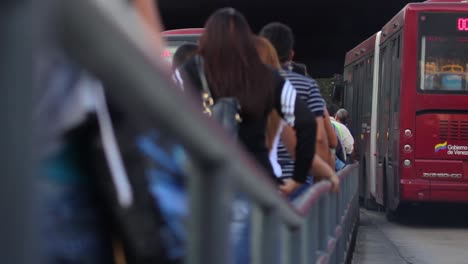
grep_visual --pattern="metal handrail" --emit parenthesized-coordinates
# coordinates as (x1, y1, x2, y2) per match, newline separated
(49, 0, 360, 263)
(2, 1, 37, 264)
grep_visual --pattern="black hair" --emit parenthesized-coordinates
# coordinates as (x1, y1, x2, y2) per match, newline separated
(172, 43, 198, 70)
(327, 104, 339, 117)
(259, 22, 294, 63)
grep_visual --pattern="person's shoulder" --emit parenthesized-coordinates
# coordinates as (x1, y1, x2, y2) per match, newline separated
(284, 70, 317, 85)
(340, 123, 352, 133)
(270, 68, 287, 84)
(291, 62, 308, 75)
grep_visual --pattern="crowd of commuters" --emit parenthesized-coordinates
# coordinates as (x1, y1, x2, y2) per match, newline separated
(33, 1, 355, 263)
(172, 8, 356, 263)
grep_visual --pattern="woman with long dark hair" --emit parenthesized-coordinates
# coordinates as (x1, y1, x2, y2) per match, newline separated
(174, 8, 316, 195)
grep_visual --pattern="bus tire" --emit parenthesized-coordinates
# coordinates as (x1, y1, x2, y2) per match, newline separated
(363, 157, 378, 211)
(383, 158, 398, 221)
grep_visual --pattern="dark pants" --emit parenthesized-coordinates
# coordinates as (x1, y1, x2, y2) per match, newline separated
(39, 145, 113, 264)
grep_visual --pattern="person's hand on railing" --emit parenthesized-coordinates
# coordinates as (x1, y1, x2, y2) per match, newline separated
(309, 155, 339, 192)
(329, 173, 340, 193)
(279, 178, 301, 196)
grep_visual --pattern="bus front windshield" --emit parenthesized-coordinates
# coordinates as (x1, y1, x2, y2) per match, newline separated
(161, 36, 201, 65)
(161, 44, 180, 64)
(419, 13, 468, 93)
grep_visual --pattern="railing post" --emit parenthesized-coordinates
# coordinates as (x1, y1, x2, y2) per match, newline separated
(336, 175, 347, 264)
(284, 226, 301, 264)
(187, 161, 233, 264)
(302, 205, 319, 264)
(317, 195, 330, 260)
(1, 2, 36, 263)
(251, 204, 279, 264)
(329, 192, 337, 264)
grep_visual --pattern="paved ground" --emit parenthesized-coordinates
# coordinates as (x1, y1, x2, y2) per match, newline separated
(352, 204, 468, 264)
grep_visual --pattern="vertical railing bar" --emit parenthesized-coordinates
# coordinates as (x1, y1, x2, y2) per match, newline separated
(337, 183, 344, 264)
(326, 193, 331, 262)
(318, 195, 330, 260)
(281, 225, 288, 264)
(251, 204, 262, 264)
(330, 193, 336, 234)
(300, 216, 308, 264)
(331, 191, 337, 264)
(309, 205, 319, 264)
(342, 175, 349, 263)
(287, 226, 301, 264)
(251, 204, 279, 264)
(187, 161, 233, 264)
(329, 193, 334, 264)
(1, 2, 36, 264)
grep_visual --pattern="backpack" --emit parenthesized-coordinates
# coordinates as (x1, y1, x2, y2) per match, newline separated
(194, 56, 242, 137)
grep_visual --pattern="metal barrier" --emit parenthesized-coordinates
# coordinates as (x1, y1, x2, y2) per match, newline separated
(48, 0, 360, 263)
(1, 2, 38, 264)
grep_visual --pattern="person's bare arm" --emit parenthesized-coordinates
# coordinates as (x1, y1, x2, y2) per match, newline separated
(133, 0, 165, 50)
(314, 116, 333, 165)
(323, 109, 338, 148)
(283, 116, 330, 163)
(281, 125, 298, 159)
(281, 126, 339, 192)
(134, 0, 162, 31)
(311, 156, 339, 192)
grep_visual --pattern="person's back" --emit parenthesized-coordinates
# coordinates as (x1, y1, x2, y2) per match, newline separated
(172, 43, 198, 71)
(260, 22, 336, 174)
(275, 70, 325, 176)
(289, 61, 309, 76)
(174, 9, 317, 189)
(331, 108, 354, 159)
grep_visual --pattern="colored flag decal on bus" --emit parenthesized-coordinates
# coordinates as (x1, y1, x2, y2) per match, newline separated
(162, 50, 171, 57)
(434, 141, 448, 153)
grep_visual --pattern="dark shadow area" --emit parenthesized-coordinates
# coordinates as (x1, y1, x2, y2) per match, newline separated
(395, 203, 468, 228)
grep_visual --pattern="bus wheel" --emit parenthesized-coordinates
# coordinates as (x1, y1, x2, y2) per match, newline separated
(385, 205, 399, 222)
(383, 159, 398, 221)
(363, 157, 378, 211)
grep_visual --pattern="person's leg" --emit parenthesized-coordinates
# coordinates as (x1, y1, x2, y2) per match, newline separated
(231, 194, 250, 264)
(40, 144, 113, 264)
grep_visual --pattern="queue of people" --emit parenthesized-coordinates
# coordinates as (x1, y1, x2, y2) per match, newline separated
(34, 2, 355, 263)
(170, 8, 355, 264)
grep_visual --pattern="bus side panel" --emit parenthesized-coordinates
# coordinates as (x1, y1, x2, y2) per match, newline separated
(398, 9, 422, 204)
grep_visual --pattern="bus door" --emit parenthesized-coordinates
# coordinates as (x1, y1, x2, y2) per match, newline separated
(386, 35, 402, 209)
(352, 63, 367, 201)
(376, 43, 392, 207)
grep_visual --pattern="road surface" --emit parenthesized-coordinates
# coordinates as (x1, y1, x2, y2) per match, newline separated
(352, 204, 468, 264)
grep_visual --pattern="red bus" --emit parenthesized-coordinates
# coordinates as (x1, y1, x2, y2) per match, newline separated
(161, 28, 203, 64)
(341, 0, 468, 218)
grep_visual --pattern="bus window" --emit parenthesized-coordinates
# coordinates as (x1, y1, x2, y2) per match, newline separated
(161, 29, 203, 65)
(161, 45, 180, 64)
(418, 13, 468, 92)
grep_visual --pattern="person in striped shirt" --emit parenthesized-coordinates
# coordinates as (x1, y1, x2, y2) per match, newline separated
(260, 22, 338, 185)
(255, 36, 339, 193)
